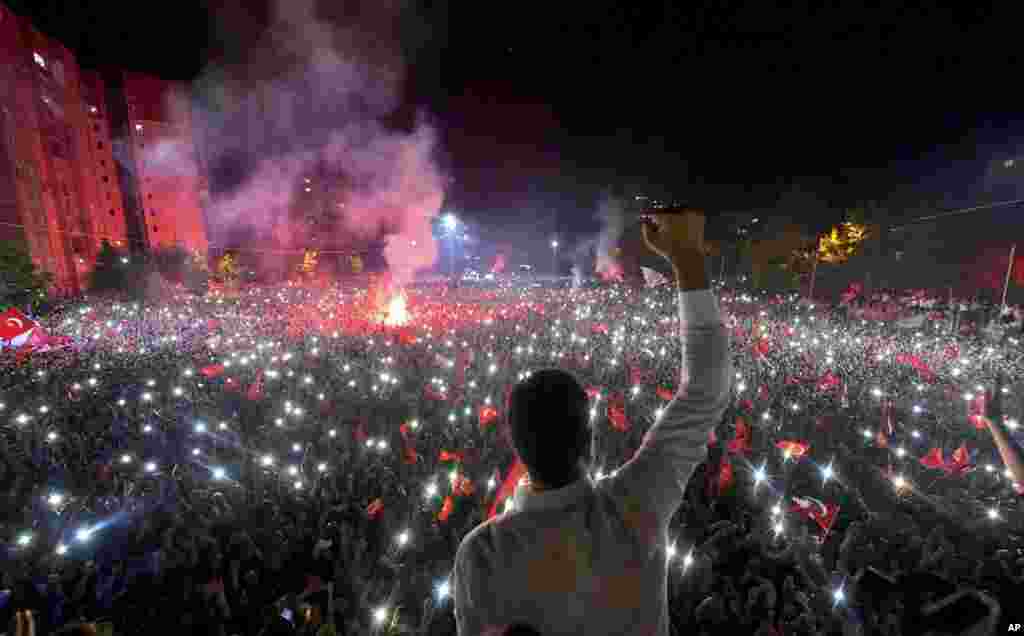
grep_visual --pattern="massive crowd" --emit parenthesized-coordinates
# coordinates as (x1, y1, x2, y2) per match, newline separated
(1, 279, 1023, 635)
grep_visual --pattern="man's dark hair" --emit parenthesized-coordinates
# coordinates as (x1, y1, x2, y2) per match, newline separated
(508, 368, 590, 489)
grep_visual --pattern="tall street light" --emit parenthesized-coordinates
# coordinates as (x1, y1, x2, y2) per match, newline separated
(442, 214, 458, 278)
(550, 240, 559, 278)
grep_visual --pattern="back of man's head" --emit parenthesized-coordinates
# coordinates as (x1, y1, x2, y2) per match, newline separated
(509, 368, 589, 489)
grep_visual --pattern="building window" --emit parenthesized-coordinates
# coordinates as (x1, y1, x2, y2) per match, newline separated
(33, 52, 46, 69)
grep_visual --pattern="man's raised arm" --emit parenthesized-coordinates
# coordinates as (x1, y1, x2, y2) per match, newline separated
(613, 211, 732, 526)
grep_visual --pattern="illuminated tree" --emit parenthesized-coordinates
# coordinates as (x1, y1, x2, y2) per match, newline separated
(0, 242, 52, 311)
(217, 252, 239, 283)
(816, 221, 870, 264)
(300, 249, 319, 275)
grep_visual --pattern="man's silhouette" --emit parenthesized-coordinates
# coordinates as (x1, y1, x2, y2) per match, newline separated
(454, 211, 732, 635)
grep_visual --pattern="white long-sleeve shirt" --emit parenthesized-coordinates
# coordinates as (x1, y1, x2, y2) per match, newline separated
(454, 289, 732, 636)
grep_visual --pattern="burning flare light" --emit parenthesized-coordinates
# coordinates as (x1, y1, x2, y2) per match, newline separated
(384, 291, 410, 326)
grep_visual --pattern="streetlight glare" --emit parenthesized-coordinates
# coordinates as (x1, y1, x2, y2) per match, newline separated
(443, 214, 457, 231)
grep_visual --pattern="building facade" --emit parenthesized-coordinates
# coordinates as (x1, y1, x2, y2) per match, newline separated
(0, 2, 207, 295)
(119, 72, 208, 254)
(0, 3, 113, 293)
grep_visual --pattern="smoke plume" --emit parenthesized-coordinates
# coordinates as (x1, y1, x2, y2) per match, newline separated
(188, 0, 445, 286)
(594, 195, 625, 279)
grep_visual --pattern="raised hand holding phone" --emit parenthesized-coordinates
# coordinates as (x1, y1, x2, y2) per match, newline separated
(641, 209, 708, 291)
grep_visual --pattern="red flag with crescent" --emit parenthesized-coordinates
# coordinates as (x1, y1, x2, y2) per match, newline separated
(0, 308, 33, 341)
(489, 459, 527, 519)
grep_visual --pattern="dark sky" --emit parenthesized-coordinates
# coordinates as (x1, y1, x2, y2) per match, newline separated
(9, 0, 1024, 233)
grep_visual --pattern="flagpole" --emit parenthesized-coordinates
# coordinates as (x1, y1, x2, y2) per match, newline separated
(1001, 244, 1016, 310)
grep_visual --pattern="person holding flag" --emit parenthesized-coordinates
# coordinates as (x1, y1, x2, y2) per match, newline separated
(454, 209, 732, 635)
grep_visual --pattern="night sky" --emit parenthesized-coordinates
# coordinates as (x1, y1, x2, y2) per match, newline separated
(8, 1, 1024, 236)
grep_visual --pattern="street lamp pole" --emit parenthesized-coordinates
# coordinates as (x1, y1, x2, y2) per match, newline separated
(551, 240, 559, 278)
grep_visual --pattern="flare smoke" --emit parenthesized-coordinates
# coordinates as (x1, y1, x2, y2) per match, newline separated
(184, 0, 445, 285)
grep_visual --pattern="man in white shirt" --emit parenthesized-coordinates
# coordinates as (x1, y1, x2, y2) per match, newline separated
(454, 210, 732, 635)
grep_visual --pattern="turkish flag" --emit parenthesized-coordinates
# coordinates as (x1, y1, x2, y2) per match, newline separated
(438, 495, 454, 522)
(454, 475, 475, 497)
(949, 444, 972, 475)
(591, 323, 609, 335)
(0, 308, 34, 341)
(607, 396, 630, 432)
(585, 386, 603, 400)
(920, 447, 946, 470)
(790, 496, 839, 533)
(366, 498, 384, 519)
(478, 405, 499, 428)
(717, 459, 735, 496)
(753, 339, 771, 357)
(727, 416, 752, 454)
(200, 364, 225, 378)
(489, 459, 527, 519)
(440, 449, 463, 463)
(403, 445, 418, 465)
(776, 440, 810, 460)
(656, 386, 675, 401)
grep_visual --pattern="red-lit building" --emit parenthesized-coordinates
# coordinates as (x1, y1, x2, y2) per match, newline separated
(0, 3, 128, 294)
(0, 3, 207, 295)
(119, 72, 208, 253)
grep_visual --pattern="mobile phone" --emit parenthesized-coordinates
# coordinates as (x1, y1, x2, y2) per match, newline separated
(916, 590, 998, 636)
(281, 608, 294, 624)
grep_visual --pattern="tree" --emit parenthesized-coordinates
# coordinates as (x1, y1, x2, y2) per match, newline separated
(216, 252, 239, 284)
(816, 218, 870, 265)
(90, 240, 132, 295)
(0, 243, 52, 312)
(300, 249, 319, 275)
